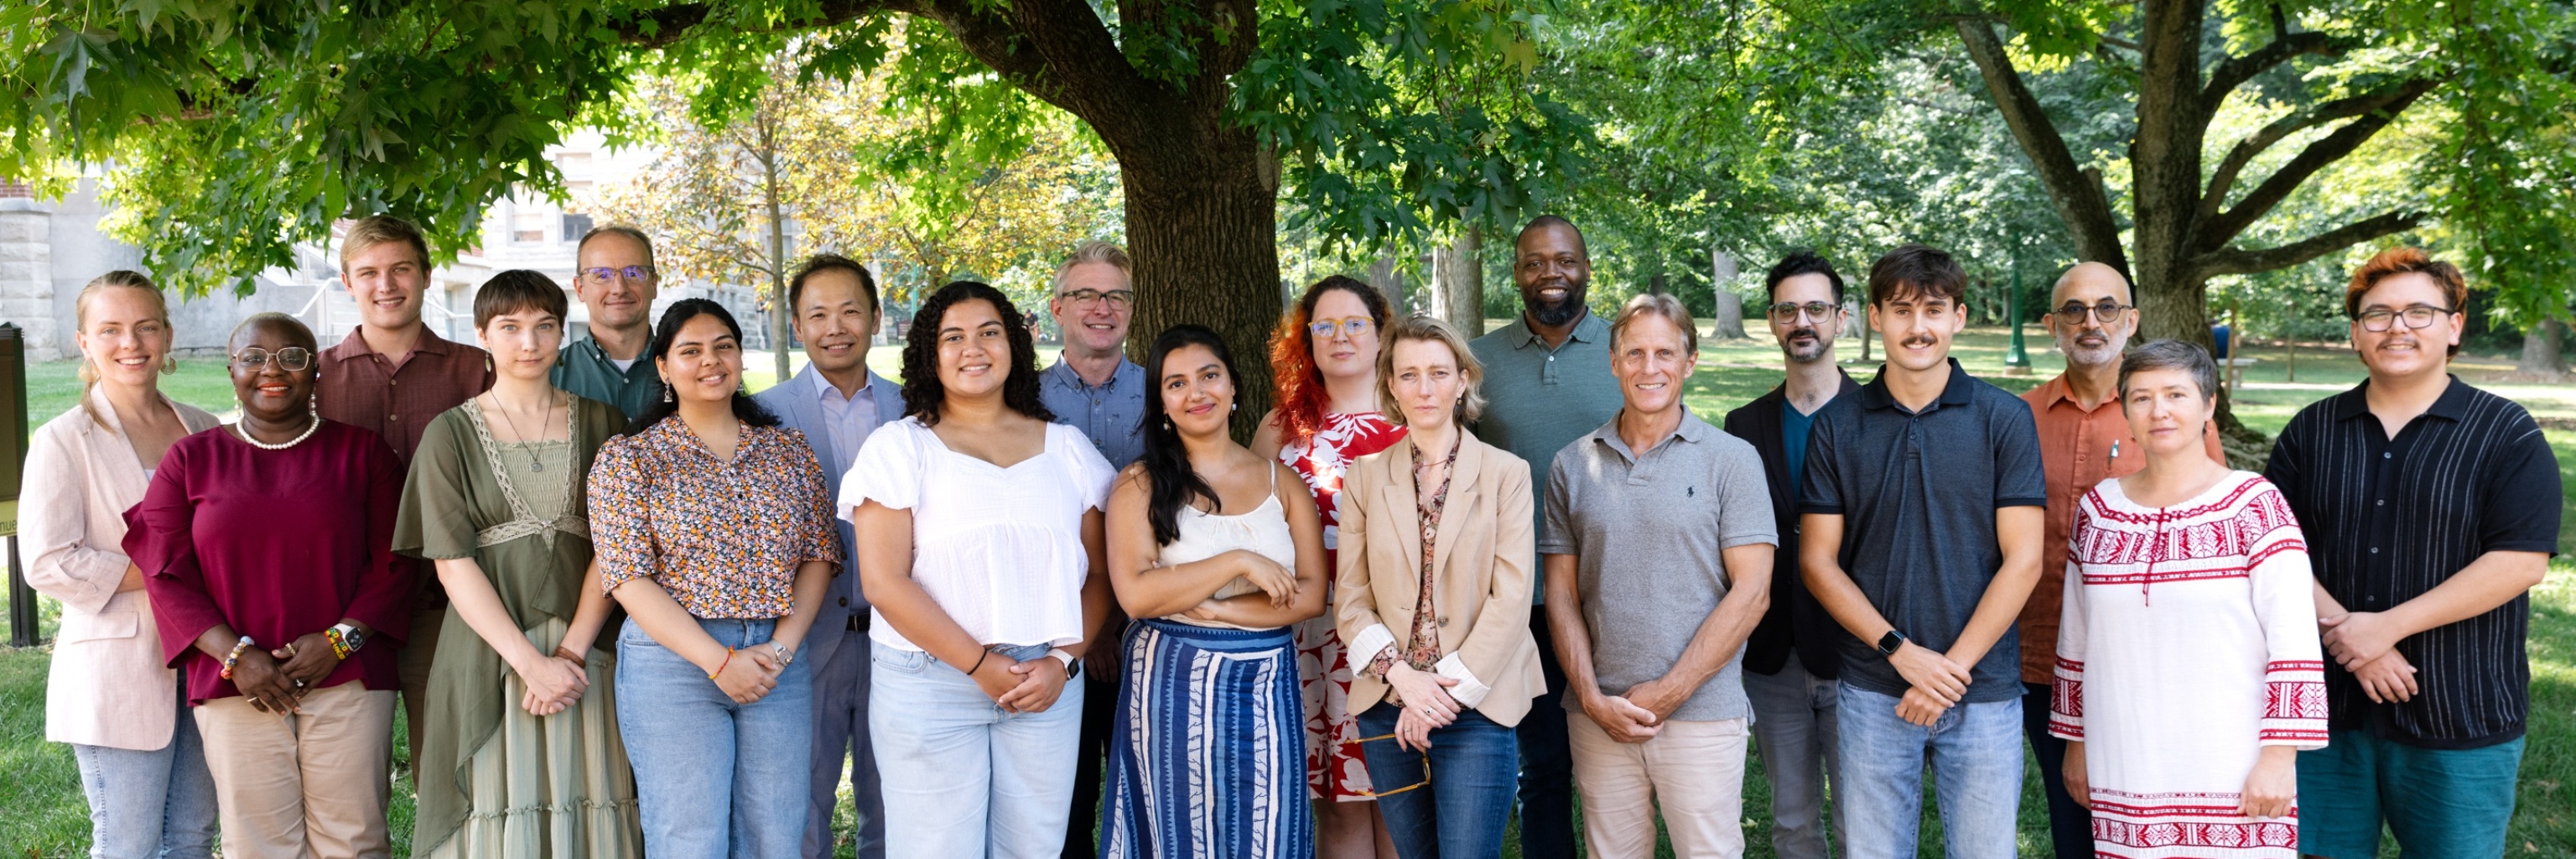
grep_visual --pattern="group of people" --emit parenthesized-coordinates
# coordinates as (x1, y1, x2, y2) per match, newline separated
(19, 210, 2555, 859)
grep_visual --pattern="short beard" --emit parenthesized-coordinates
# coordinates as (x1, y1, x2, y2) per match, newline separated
(1783, 330, 1831, 364)
(2062, 332, 2129, 371)
(1529, 291, 1585, 327)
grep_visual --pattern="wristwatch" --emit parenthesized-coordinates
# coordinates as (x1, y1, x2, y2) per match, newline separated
(1048, 648, 1078, 679)
(1876, 629, 1908, 657)
(330, 623, 366, 657)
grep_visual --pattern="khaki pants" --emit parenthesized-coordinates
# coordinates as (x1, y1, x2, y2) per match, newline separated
(1568, 714, 1750, 859)
(195, 683, 397, 859)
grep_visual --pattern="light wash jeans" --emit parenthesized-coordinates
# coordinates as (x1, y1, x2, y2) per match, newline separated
(1356, 705, 1520, 859)
(1743, 660, 1843, 859)
(1834, 684, 2023, 859)
(615, 616, 814, 859)
(70, 679, 218, 859)
(870, 641, 1083, 857)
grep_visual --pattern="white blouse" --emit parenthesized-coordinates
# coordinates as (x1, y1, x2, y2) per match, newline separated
(840, 417, 1115, 651)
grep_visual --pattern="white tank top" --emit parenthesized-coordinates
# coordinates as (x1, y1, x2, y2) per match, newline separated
(1157, 468, 1297, 630)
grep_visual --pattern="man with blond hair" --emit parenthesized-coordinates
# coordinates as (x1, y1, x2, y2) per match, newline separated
(1545, 293, 1774, 858)
(2266, 247, 2558, 859)
(314, 213, 493, 768)
(1036, 239, 1146, 859)
(556, 224, 665, 419)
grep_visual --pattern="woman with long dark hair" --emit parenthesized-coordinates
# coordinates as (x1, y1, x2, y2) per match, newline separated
(1251, 276, 1405, 856)
(842, 281, 1116, 855)
(588, 299, 841, 856)
(1098, 325, 1328, 856)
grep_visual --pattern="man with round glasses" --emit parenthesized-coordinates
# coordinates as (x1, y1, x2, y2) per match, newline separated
(556, 224, 665, 419)
(2265, 247, 2558, 859)
(2011, 260, 2223, 859)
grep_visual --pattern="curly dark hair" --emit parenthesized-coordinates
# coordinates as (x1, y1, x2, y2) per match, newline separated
(901, 281, 1054, 425)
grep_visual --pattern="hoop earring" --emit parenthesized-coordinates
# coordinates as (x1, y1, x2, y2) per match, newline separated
(160, 355, 179, 376)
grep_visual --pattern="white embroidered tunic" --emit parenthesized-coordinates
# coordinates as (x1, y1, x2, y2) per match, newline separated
(2051, 471, 2329, 859)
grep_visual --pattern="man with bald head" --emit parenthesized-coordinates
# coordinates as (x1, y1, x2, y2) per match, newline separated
(2015, 261, 2224, 859)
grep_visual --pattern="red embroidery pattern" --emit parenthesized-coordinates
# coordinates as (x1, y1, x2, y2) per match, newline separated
(2089, 791, 2300, 851)
(2074, 484, 2305, 587)
(2050, 657, 2085, 738)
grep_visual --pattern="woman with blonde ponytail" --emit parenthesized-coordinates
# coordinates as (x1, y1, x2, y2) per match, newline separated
(21, 271, 223, 859)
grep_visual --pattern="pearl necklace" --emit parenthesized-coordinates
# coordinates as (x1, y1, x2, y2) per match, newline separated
(231, 415, 322, 450)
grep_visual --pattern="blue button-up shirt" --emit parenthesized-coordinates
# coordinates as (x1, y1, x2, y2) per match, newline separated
(1040, 356, 1148, 470)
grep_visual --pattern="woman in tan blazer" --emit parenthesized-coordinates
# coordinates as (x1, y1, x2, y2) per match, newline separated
(1334, 315, 1542, 859)
(21, 272, 222, 858)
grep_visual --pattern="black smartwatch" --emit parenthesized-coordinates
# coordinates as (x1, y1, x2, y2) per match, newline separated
(1876, 629, 1907, 657)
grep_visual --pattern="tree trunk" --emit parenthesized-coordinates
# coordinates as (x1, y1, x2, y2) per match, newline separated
(761, 154, 793, 382)
(1709, 247, 1747, 340)
(1433, 229, 1485, 336)
(1117, 134, 1281, 440)
(1367, 255, 1404, 313)
(2521, 318, 2569, 378)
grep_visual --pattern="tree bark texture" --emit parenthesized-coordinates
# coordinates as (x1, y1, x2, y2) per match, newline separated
(1954, 4, 2433, 441)
(1710, 248, 1747, 340)
(2521, 318, 2569, 378)
(1433, 229, 1486, 336)
(1368, 255, 1405, 314)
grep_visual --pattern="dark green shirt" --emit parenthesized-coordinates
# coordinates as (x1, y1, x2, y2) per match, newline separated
(1467, 310, 1623, 604)
(553, 335, 662, 423)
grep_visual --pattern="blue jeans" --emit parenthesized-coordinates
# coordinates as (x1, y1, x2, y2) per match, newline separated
(1835, 684, 2023, 859)
(870, 641, 1083, 857)
(1743, 660, 1842, 859)
(70, 680, 218, 859)
(1516, 613, 1576, 859)
(615, 616, 815, 859)
(1357, 705, 1520, 859)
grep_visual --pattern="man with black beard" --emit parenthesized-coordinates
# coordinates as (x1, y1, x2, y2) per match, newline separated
(1723, 250, 1859, 859)
(1466, 215, 1623, 859)
(2013, 262, 2225, 859)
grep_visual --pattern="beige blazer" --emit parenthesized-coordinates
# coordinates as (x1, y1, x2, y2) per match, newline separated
(1334, 428, 1544, 726)
(22, 388, 220, 749)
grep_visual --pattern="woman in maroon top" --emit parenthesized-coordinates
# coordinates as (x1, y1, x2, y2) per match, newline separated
(125, 311, 414, 859)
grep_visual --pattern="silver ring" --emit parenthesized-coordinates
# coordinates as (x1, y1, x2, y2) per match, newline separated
(293, 679, 306, 689)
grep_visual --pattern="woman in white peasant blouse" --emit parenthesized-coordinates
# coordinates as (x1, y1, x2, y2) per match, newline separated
(843, 280, 1117, 856)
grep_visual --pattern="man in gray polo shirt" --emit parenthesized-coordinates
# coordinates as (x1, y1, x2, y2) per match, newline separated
(1469, 214, 1624, 858)
(1543, 294, 1775, 859)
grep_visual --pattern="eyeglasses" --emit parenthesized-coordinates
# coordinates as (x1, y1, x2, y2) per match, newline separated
(231, 347, 314, 372)
(1060, 289, 1134, 310)
(579, 265, 657, 286)
(2356, 305, 2453, 332)
(2053, 301, 2132, 325)
(1767, 302, 1838, 324)
(1311, 317, 1375, 339)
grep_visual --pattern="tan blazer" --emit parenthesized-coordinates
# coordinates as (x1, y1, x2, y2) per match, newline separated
(1334, 428, 1544, 726)
(22, 388, 220, 749)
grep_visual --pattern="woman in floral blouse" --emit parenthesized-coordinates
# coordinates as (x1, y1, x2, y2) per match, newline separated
(588, 299, 840, 857)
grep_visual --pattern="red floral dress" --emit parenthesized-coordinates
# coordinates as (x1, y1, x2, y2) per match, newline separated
(1280, 411, 1406, 801)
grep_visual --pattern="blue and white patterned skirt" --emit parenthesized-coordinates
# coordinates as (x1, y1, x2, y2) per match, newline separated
(1101, 618, 1314, 859)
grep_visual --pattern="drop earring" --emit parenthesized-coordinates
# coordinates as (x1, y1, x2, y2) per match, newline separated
(662, 382, 674, 403)
(161, 355, 179, 375)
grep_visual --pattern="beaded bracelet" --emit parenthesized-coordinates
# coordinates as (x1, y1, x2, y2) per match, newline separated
(707, 647, 736, 680)
(324, 627, 353, 661)
(218, 636, 256, 679)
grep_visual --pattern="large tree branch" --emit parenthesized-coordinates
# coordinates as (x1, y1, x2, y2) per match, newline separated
(916, 0, 1175, 148)
(1954, 18, 2131, 273)
(2196, 76, 2438, 250)
(2191, 209, 2424, 277)
(2200, 30, 2344, 117)
(2196, 76, 2438, 227)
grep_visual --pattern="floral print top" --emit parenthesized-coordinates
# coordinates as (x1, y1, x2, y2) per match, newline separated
(589, 418, 839, 618)
(1366, 430, 1462, 695)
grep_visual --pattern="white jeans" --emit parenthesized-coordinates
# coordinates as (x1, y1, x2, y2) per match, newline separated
(1567, 714, 1751, 859)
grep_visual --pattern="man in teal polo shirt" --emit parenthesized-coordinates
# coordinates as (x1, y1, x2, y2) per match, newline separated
(1466, 214, 1623, 859)
(554, 224, 665, 420)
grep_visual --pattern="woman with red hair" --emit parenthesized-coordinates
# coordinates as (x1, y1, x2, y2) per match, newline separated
(1252, 275, 1405, 857)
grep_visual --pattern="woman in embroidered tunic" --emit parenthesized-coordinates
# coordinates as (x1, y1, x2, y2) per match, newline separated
(1101, 325, 1328, 858)
(1334, 316, 1543, 859)
(1251, 277, 1405, 855)
(394, 271, 641, 857)
(2053, 341, 2327, 859)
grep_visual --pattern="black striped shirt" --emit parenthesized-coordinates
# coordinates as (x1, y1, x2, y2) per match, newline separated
(2263, 377, 2562, 749)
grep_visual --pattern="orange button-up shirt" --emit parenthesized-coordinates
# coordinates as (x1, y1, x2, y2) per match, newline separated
(2016, 375, 2226, 684)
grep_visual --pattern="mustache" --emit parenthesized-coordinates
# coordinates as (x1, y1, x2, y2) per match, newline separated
(1899, 334, 1940, 349)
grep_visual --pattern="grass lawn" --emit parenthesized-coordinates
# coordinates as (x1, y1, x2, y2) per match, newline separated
(6, 325, 2573, 856)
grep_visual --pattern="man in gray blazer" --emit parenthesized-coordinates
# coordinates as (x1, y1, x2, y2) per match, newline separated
(752, 253, 907, 859)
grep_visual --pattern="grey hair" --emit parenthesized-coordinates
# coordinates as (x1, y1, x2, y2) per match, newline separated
(1609, 292, 1699, 355)
(1050, 240, 1132, 295)
(2116, 338, 2219, 400)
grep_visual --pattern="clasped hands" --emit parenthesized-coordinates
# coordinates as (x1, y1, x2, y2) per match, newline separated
(228, 631, 348, 715)
(1578, 674, 1692, 744)
(1386, 662, 1464, 752)
(2319, 611, 2419, 703)
(511, 638, 596, 716)
(1888, 642, 1973, 727)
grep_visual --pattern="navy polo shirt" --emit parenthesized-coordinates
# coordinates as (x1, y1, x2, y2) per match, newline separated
(1798, 358, 2047, 704)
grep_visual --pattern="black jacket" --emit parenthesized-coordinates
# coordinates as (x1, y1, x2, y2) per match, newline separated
(1723, 372, 1862, 679)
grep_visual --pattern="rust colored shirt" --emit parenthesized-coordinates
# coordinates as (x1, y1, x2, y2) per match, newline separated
(317, 326, 494, 463)
(2016, 375, 2226, 684)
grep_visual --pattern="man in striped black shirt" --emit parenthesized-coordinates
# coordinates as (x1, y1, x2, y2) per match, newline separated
(2262, 247, 2560, 859)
